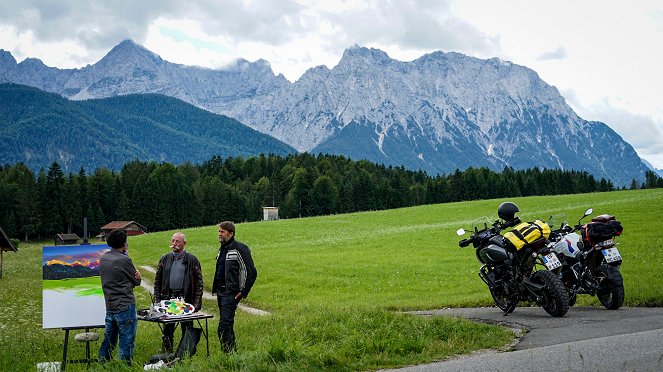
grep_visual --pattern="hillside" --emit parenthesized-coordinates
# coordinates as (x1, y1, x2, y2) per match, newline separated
(0, 83, 296, 172)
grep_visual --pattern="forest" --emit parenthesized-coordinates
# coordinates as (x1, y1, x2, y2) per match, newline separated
(1, 152, 662, 242)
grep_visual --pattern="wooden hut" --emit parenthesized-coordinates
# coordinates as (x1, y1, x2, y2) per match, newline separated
(99, 221, 147, 241)
(54, 233, 80, 246)
(262, 207, 279, 221)
(0, 225, 18, 279)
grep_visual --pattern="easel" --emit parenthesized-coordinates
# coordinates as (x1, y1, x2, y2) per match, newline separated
(61, 325, 104, 370)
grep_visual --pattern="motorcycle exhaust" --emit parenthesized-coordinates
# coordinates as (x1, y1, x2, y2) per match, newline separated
(479, 265, 496, 289)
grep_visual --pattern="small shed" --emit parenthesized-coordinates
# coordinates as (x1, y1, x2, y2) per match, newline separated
(99, 221, 147, 241)
(263, 207, 279, 221)
(0, 225, 18, 279)
(54, 233, 80, 246)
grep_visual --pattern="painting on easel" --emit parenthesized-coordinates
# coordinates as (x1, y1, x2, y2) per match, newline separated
(42, 244, 109, 329)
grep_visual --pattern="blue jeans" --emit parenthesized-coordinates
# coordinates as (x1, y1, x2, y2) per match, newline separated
(98, 304, 137, 364)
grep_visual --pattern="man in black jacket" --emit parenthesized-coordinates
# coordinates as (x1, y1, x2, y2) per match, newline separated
(212, 221, 257, 352)
(154, 232, 204, 352)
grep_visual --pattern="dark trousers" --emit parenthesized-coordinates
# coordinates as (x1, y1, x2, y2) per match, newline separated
(161, 290, 188, 352)
(162, 320, 193, 353)
(217, 292, 239, 352)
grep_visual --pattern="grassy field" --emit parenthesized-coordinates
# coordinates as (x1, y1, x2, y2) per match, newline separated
(1, 189, 661, 370)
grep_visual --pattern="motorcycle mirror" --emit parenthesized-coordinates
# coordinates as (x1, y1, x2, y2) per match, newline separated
(579, 207, 593, 226)
(456, 228, 466, 236)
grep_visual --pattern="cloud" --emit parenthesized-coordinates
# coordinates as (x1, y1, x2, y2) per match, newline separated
(319, 0, 497, 56)
(0, 0, 308, 61)
(191, 0, 307, 45)
(572, 97, 663, 168)
(536, 46, 567, 61)
(0, 0, 165, 46)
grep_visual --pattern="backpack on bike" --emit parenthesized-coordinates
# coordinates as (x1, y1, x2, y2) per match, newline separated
(504, 220, 551, 251)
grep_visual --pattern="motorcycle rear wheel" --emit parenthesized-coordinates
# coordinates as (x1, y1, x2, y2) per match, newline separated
(533, 270, 570, 317)
(597, 267, 624, 310)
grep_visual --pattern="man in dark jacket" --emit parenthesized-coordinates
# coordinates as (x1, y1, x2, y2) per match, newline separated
(212, 221, 257, 352)
(98, 229, 141, 364)
(154, 232, 204, 352)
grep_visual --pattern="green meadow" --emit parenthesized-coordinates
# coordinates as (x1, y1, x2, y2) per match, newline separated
(1, 189, 661, 371)
(43, 277, 104, 295)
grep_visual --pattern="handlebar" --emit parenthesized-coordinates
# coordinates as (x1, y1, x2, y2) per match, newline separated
(500, 217, 521, 230)
(459, 238, 472, 247)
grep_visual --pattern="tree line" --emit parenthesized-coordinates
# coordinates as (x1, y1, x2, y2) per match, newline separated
(1, 153, 661, 242)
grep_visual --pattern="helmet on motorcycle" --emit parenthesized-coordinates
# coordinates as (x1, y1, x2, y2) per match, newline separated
(498, 202, 519, 222)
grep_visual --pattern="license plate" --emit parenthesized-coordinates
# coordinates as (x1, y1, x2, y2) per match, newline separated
(542, 252, 562, 270)
(595, 239, 614, 249)
(602, 247, 622, 263)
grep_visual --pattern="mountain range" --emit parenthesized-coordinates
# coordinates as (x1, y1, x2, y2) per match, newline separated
(0, 39, 651, 185)
(42, 262, 99, 280)
(0, 83, 295, 172)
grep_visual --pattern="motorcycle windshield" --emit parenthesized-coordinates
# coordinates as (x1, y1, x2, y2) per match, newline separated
(546, 213, 568, 230)
(470, 216, 493, 232)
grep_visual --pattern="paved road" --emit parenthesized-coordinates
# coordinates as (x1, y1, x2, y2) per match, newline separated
(385, 306, 663, 371)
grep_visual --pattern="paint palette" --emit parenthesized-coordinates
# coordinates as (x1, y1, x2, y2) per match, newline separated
(154, 298, 195, 317)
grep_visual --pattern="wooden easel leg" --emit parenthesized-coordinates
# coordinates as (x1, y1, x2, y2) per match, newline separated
(61, 329, 70, 371)
(85, 327, 91, 366)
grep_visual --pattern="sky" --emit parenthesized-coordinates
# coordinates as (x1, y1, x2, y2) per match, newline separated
(1, 0, 662, 168)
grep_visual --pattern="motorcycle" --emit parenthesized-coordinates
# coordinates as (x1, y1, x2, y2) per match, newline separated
(547, 208, 625, 309)
(457, 216, 569, 317)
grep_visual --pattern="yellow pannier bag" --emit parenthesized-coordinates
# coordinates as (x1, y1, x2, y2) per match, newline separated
(504, 220, 551, 250)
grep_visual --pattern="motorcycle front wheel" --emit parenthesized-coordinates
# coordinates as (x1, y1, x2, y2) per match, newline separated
(489, 286, 516, 314)
(597, 266, 624, 310)
(533, 270, 570, 317)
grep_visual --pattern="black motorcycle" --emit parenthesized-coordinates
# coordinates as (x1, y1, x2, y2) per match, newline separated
(457, 217, 569, 317)
(547, 208, 625, 309)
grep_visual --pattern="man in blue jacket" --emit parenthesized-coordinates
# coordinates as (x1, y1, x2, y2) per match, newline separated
(212, 221, 257, 352)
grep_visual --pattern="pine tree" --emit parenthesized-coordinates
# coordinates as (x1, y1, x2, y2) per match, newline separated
(44, 162, 66, 236)
(310, 175, 340, 215)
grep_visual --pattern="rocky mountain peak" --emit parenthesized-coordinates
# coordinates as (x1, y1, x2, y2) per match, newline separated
(97, 38, 164, 69)
(223, 57, 275, 76)
(0, 49, 17, 66)
(338, 45, 392, 67)
(18, 57, 47, 68)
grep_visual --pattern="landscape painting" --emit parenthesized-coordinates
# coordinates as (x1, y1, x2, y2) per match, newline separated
(42, 244, 109, 329)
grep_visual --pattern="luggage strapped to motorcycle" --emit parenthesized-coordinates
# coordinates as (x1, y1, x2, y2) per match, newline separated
(504, 220, 551, 251)
(591, 214, 615, 223)
(581, 219, 622, 248)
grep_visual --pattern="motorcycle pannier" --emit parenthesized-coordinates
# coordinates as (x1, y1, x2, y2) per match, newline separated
(581, 220, 623, 248)
(504, 220, 551, 251)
